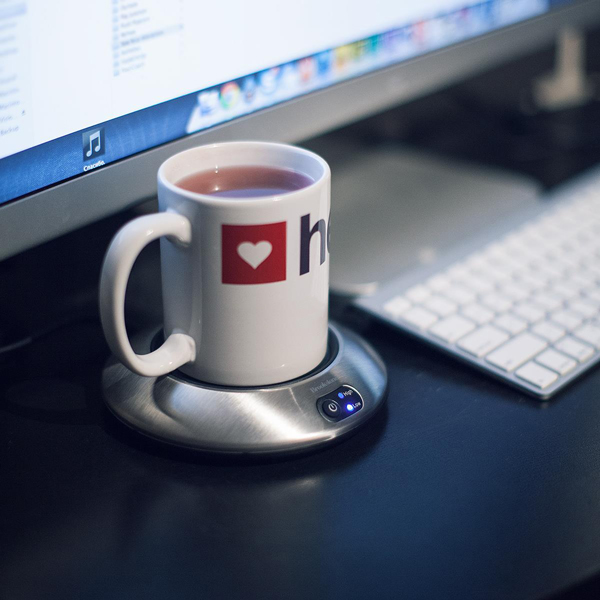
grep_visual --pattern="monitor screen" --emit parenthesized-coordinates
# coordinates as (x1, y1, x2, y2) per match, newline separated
(0, 0, 574, 207)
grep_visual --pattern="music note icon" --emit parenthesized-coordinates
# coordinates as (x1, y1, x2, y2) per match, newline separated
(83, 128, 105, 161)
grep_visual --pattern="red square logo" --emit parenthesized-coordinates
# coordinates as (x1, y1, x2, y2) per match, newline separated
(222, 222, 286, 284)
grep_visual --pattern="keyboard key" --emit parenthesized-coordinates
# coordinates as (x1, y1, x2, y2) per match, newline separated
(570, 271, 598, 288)
(569, 299, 598, 319)
(443, 285, 476, 305)
(481, 293, 513, 313)
(530, 292, 563, 311)
(516, 362, 558, 389)
(520, 271, 551, 288)
(551, 310, 583, 330)
(536, 262, 564, 282)
(459, 274, 495, 294)
(494, 314, 527, 335)
(477, 266, 510, 282)
(551, 282, 579, 300)
(429, 315, 475, 343)
(405, 285, 431, 303)
(486, 333, 547, 372)
(458, 326, 509, 358)
(555, 336, 594, 362)
(531, 321, 565, 343)
(488, 261, 517, 277)
(581, 295, 600, 311)
(401, 306, 438, 330)
(500, 283, 530, 301)
(513, 302, 546, 324)
(383, 296, 411, 317)
(465, 252, 488, 270)
(587, 288, 600, 303)
(426, 274, 451, 292)
(462, 303, 494, 325)
(536, 349, 577, 375)
(424, 295, 457, 317)
(445, 263, 471, 281)
(572, 324, 600, 348)
(510, 276, 538, 293)
(585, 263, 600, 278)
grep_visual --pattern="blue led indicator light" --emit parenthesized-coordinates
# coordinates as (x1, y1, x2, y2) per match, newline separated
(338, 392, 345, 399)
(346, 404, 354, 412)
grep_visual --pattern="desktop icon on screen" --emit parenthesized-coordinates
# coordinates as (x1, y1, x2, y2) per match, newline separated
(281, 63, 299, 90)
(298, 57, 315, 83)
(316, 50, 332, 76)
(198, 90, 220, 115)
(220, 82, 240, 109)
(241, 76, 257, 103)
(258, 67, 280, 95)
(334, 45, 352, 72)
(82, 128, 105, 161)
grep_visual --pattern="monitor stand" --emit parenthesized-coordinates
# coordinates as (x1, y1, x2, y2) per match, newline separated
(304, 136, 542, 297)
(532, 27, 596, 112)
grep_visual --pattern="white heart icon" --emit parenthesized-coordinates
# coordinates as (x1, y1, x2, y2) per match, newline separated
(237, 241, 273, 269)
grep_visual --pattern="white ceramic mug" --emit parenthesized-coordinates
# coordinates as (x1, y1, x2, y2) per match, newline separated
(99, 141, 331, 386)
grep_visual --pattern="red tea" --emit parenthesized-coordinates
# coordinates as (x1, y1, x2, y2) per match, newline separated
(176, 165, 314, 198)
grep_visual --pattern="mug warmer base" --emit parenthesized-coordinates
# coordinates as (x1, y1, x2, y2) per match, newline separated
(101, 322, 387, 455)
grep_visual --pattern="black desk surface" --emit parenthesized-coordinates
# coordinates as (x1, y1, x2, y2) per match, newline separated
(2, 305, 600, 600)
(4, 39, 600, 598)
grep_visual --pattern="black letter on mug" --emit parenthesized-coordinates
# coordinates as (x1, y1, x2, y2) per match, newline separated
(300, 214, 327, 275)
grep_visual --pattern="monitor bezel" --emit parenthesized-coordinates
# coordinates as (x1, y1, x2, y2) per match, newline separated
(2, 0, 600, 260)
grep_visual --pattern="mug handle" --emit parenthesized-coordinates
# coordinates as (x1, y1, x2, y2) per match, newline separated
(99, 212, 196, 377)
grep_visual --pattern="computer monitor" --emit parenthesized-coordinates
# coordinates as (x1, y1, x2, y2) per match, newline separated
(1, 0, 599, 260)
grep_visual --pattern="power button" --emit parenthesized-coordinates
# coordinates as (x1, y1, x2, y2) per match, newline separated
(318, 385, 364, 421)
(322, 400, 341, 419)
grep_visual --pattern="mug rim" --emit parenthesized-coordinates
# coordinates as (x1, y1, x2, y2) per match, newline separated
(158, 141, 330, 208)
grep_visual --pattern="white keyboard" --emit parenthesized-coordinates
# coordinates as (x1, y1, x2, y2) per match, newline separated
(356, 169, 600, 399)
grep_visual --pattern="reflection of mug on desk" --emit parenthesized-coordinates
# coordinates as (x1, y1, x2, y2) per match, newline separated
(100, 141, 331, 386)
